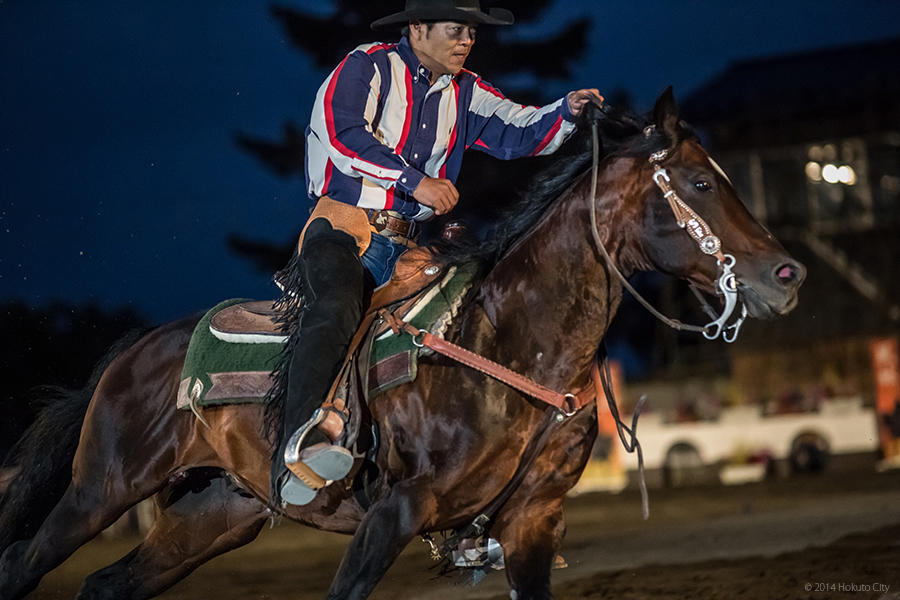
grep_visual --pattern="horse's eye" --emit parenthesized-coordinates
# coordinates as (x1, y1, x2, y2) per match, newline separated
(694, 180, 712, 192)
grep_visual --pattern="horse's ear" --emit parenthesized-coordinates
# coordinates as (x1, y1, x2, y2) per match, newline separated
(652, 86, 679, 140)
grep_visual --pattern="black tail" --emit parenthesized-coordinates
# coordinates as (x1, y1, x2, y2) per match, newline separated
(0, 329, 148, 554)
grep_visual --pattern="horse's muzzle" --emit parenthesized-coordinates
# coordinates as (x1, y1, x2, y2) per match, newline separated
(739, 258, 806, 320)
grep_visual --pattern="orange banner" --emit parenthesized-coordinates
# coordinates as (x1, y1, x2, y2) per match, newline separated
(597, 360, 624, 444)
(573, 360, 627, 494)
(869, 337, 900, 459)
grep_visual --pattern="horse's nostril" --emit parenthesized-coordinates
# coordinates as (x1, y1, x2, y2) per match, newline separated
(776, 265, 794, 281)
(774, 262, 804, 285)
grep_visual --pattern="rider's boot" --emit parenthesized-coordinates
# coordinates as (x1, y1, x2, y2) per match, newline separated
(276, 219, 366, 506)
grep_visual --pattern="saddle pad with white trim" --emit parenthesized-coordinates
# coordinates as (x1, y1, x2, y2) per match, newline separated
(176, 298, 281, 411)
(176, 264, 478, 410)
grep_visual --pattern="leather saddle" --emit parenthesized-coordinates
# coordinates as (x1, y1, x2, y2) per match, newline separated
(209, 247, 448, 345)
(206, 246, 453, 446)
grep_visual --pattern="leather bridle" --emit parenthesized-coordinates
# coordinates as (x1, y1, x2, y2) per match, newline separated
(588, 119, 748, 343)
(384, 115, 753, 531)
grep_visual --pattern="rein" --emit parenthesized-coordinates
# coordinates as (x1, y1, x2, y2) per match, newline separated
(385, 118, 751, 548)
(378, 309, 595, 414)
(588, 119, 748, 343)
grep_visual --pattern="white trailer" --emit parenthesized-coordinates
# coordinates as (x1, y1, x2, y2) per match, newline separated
(619, 397, 879, 485)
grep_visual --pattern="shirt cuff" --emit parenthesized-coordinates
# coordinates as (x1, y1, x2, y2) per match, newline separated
(396, 165, 426, 195)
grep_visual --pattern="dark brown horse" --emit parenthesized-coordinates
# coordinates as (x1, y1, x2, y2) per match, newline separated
(0, 90, 804, 599)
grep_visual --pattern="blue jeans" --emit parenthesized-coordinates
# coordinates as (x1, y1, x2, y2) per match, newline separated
(360, 233, 408, 288)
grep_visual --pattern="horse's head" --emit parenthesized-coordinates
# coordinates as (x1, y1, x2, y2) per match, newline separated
(607, 88, 805, 324)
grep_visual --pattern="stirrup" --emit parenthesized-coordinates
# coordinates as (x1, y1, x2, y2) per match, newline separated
(280, 443, 354, 506)
(283, 408, 326, 467)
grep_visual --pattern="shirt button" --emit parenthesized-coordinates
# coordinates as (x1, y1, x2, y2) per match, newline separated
(422, 123, 427, 129)
(401, 177, 407, 183)
(414, 153, 419, 159)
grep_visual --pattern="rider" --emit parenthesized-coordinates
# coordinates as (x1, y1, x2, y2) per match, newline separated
(275, 0, 604, 505)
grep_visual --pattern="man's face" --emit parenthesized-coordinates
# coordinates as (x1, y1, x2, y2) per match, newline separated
(409, 21, 477, 77)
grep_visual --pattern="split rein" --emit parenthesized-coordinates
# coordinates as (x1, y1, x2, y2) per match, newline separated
(379, 117, 753, 537)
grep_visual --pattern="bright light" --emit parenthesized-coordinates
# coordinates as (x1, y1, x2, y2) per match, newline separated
(837, 165, 856, 185)
(805, 161, 822, 182)
(822, 163, 840, 184)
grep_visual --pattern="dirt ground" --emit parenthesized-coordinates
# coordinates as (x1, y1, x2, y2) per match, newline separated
(31, 468, 900, 599)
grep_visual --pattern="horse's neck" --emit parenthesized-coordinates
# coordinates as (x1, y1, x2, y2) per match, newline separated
(477, 159, 646, 392)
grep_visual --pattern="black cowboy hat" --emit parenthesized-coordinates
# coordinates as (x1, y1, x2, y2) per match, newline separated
(370, 0, 514, 31)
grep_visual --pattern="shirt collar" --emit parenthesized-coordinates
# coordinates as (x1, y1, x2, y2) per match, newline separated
(397, 37, 428, 80)
(397, 37, 454, 89)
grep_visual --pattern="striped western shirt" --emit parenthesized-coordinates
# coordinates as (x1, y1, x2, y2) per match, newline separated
(305, 37, 577, 220)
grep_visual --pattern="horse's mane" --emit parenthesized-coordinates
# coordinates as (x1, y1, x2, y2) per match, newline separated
(428, 103, 696, 267)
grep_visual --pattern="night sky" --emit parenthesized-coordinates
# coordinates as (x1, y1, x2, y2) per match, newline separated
(3, 1, 900, 324)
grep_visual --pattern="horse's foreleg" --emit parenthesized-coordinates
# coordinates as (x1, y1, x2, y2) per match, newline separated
(76, 468, 269, 600)
(492, 498, 565, 600)
(326, 479, 434, 600)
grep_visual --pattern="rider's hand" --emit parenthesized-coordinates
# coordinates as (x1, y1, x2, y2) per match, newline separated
(567, 89, 604, 116)
(412, 177, 459, 215)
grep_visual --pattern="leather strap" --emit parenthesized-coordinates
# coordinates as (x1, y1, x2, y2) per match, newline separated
(287, 459, 327, 490)
(379, 309, 596, 413)
(321, 310, 380, 411)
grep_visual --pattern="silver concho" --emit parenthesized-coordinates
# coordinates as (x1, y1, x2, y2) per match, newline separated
(649, 149, 669, 163)
(700, 235, 721, 255)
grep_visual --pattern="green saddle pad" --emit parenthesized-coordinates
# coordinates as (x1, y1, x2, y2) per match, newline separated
(176, 264, 478, 411)
(176, 298, 283, 410)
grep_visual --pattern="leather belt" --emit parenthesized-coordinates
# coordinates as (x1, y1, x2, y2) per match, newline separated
(367, 209, 417, 240)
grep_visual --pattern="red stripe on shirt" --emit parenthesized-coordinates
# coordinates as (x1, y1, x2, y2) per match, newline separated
(439, 80, 461, 178)
(394, 66, 414, 158)
(531, 115, 563, 156)
(475, 77, 539, 110)
(323, 56, 359, 162)
(324, 51, 401, 185)
(476, 79, 506, 100)
(386, 66, 414, 209)
(351, 164, 396, 181)
(322, 159, 334, 196)
(365, 43, 396, 55)
(353, 154, 403, 176)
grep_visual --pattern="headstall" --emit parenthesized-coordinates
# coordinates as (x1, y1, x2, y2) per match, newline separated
(589, 121, 748, 343)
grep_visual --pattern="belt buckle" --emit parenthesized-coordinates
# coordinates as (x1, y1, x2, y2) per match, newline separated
(370, 209, 416, 241)
(372, 211, 391, 234)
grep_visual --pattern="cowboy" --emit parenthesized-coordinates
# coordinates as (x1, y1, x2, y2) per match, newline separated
(275, 0, 603, 505)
